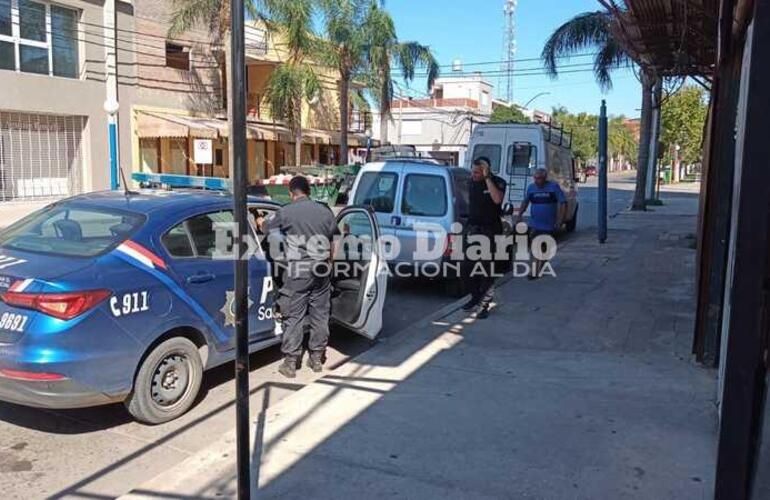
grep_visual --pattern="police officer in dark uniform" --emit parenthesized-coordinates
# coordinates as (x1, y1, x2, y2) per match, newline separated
(464, 157, 507, 319)
(259, 176, 339, 378)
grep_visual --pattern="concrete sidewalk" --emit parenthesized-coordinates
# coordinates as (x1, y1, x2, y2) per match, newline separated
(123, 188, 716, 500)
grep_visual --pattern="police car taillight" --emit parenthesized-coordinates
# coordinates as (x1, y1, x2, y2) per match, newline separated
(2, 289, 112, 320)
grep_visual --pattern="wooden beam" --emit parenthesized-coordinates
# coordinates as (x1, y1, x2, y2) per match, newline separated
(715, 0, 770, 497)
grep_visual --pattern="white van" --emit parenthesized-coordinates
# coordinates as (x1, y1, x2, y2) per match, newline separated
(466, 123, 580, 232)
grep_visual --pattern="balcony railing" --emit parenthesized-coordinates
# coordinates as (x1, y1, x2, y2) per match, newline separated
(390, 98, 480, 109)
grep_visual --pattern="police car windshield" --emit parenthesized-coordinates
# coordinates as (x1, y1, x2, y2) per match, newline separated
(0, 204, 145, 257)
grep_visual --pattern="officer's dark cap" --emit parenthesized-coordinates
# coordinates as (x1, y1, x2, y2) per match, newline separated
(289, 176, 311, 195)
(473, 157, 491, 168)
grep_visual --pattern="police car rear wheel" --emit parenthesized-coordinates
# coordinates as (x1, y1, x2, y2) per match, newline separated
(125, 337, 203, 424)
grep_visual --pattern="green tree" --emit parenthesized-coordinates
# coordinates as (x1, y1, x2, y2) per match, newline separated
(661, 86, 707, 166)
(363, 2, 439, 147)
(489, 105, 531, 124)
(609, 116, 639, 167)
(318, 0, 437, 164)
(542, 10, 656, 210)
(263, 0, 320, 167)
(552, 107, 598, 165)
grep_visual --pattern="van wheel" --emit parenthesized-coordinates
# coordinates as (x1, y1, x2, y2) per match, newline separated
(565, 204, 578, 233)
(125, 337, 203, 424)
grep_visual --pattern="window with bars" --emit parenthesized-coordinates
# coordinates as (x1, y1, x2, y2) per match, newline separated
(0, 0, 80, 78)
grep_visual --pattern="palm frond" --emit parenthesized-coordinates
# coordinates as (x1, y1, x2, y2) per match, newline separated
(593, 38, 631, 90)
(167, 0, 221, 39)
(541, 11, 613, 77)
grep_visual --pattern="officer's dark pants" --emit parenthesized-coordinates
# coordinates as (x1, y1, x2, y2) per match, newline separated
(466, 224, 500, 308)
(278, 272, 331, 358)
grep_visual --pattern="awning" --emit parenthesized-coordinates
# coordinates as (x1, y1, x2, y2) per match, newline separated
(136, 112, 226, 139)
(136, 111, 369, 146)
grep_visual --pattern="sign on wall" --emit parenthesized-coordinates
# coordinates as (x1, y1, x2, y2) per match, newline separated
(193, 139, 213, 165)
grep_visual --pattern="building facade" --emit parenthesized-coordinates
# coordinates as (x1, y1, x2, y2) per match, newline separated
(382, 74, 494, 165)
(0, 0, 137, 203)
(0, 0, 370, 207)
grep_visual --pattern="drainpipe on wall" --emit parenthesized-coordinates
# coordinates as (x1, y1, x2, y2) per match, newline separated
(103, 0, 120, 190)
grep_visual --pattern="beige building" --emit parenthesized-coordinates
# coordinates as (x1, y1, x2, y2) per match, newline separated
(0, 0, 371, 206)
(130, 3, 372, 183)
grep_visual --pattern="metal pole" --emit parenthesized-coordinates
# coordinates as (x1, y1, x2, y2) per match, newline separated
(103, 0, 119, 189)
(598, 100, 608, 244)
(229, 0, 250, 497)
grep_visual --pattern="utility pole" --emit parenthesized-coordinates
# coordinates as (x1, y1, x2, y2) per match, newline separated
(229, 0, 251, 497)
(103, 0, 119, 189)
(598, 100, 608, 244)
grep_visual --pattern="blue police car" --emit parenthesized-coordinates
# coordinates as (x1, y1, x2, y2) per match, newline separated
(0, 181, 386, 423)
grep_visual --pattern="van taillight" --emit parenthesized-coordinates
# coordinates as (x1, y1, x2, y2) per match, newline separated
(2, 289, 111, 320)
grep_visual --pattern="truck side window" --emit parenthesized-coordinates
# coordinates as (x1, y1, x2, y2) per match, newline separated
(353, 172, 398, 213)
(401, 174, 447, 217)
(472, 145, 502, 174)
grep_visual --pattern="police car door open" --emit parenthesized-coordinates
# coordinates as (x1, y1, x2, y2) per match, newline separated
(331, 207, 387, 340)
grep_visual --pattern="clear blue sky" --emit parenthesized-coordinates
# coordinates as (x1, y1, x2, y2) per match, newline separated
(384, 0, 642, 118)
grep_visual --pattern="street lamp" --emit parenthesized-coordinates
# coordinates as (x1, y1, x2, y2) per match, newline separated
(523, 91, 551, 109)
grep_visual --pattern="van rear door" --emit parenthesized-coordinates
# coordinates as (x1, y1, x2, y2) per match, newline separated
(506, 141, 535, 213)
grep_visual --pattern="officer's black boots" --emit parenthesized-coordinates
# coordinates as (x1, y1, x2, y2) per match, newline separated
(278, 356, 297, 378)
(308, 352, 324, 373)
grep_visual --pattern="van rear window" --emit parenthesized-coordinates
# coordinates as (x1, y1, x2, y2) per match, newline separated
(0, 205, 145, 257)
(472, 145, 502, 173)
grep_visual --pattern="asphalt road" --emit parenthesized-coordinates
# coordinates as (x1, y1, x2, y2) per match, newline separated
(0, 171, 637, 499)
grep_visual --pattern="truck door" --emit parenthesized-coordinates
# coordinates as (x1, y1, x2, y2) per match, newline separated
(507, 142, 535, 215)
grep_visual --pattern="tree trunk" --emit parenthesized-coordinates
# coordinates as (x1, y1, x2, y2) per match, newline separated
(631, 70, 655, 210)
(339, 74, 350, 165)
(294, 95, 303, 167)
(379, 109, 390, 145)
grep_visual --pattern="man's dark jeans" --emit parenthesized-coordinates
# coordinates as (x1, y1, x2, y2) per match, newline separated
(465, 224, 502, 308)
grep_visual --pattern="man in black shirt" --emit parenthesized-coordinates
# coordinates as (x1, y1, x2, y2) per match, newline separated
(464, 157, 507, 319)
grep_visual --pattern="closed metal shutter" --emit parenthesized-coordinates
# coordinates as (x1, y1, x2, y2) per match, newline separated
(0, 111, 85, 202)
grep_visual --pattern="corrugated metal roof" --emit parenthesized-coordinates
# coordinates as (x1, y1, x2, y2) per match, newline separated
(602, 0, 719, 76)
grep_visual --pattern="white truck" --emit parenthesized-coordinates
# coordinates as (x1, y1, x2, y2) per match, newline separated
(465, 123, 580, 232)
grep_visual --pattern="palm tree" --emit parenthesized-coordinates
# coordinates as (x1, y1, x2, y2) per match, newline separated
(364, 3, 439, 146)
(262, 0, 319, 167)
(317, 1, 439, 164)
(169, 0, 317, 169)
(317, 0, 370, 165)
(542, 10, 655, 211)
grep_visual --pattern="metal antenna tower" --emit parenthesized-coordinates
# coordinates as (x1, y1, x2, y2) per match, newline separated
(501, 0, 518, 103)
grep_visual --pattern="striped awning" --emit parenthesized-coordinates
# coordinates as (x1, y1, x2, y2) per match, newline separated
(135, 111, 369, 146)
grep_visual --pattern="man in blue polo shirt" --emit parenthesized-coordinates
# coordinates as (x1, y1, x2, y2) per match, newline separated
(516, 168, 567, 278)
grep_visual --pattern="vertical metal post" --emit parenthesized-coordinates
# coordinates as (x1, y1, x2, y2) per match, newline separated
(229, 0, 250, 498)
(598, 100, 608, 244)
(103, 0, 119, 189)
